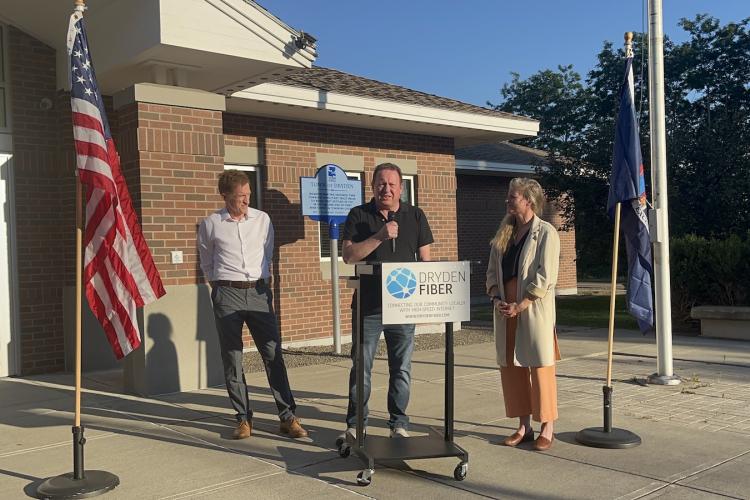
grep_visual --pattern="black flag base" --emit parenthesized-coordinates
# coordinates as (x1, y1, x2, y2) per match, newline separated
(36, 426, 119, 499)
(576, 426, 642, 449)
(36, 470, 119, 499)
(576, 385, 642, 449)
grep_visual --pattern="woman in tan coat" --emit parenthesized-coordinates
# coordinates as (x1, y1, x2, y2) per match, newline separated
(486, 178, 560, 451)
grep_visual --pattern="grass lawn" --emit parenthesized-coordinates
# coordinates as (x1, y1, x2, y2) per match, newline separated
(471, 294, 639, 330)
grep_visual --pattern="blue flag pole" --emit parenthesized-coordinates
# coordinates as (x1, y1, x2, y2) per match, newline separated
(576, 32, 643, 449)
(605, 203, 622, 390)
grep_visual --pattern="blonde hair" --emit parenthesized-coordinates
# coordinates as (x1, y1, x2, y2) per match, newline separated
(490, 177, 545, 253)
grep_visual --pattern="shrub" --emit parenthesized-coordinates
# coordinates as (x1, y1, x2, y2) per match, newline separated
(670, 233, 750, 320)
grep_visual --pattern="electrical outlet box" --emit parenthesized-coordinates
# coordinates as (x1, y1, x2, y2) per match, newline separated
(170, 250, 183, 264)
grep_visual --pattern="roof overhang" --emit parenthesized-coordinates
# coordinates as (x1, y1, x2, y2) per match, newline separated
(0, 0, 316, 95)
(227, 83, 539, 146)
(455, 159, 537, 175)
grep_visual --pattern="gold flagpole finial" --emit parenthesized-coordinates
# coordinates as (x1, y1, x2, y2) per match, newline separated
(624, 31, 634, 57)
(68, 0, 86, 53)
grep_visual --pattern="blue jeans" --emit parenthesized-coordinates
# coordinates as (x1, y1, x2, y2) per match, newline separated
(346, 312, 415, 430)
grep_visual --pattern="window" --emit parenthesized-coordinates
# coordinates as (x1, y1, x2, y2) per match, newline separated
(401, 175, 415, 205)
(319, 171, 364, 260)
(224, 164, 261, 209)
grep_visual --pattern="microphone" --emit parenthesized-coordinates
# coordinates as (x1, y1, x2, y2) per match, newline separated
(387, 211, 396, 252)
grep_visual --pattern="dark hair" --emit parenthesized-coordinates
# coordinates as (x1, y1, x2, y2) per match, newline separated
(218, 169, 249, 195)
(371, 162, 403, 184)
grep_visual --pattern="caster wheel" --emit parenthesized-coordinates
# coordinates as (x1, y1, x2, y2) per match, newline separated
(338, 443, 350, 458)
(454, 462, 468, 481)
(356, 469, 373, 486)
(335, 436, 344, 448)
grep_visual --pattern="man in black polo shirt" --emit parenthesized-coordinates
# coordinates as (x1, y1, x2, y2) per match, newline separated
(339, 162, 433, 440)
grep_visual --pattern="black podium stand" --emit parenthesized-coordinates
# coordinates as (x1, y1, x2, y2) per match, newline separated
(338, 263, 469, 486)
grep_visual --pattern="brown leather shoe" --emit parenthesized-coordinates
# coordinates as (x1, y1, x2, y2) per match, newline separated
(233, 420, 252, 440)
(503, 429, 534, 447)
(280, 417, 308, 438)
(534, 434, 554, 451)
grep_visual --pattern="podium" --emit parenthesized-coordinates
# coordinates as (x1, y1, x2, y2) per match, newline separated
(338, 262, 470, 486)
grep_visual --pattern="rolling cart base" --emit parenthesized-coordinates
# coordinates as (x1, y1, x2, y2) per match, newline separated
(339, 431, 469, 485)
(346, 263, 471, 486)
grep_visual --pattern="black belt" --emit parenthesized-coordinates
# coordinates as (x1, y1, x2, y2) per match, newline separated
(212, 278, 267, 289)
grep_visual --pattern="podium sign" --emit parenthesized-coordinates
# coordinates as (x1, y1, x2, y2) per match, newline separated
(381, 261, 470, 325)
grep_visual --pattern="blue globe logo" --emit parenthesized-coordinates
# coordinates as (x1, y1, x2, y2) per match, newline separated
(385, 268, 417, 299)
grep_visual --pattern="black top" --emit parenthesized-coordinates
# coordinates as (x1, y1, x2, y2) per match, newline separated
(502, 230, 530, 284)
(343, 199, 434, 315)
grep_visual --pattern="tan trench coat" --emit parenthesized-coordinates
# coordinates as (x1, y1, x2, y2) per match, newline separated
(486, 215, 560, 367)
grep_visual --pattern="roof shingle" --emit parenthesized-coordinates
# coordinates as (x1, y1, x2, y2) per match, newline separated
(455, 142, 549, 165)
(270, 67, 535, 122)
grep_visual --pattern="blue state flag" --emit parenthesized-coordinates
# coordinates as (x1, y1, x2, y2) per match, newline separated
(607, 57, 655, 333)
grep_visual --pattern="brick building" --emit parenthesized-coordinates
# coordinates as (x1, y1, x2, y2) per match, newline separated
(455, 142, 577, 298)
(0, 1, 574, 394)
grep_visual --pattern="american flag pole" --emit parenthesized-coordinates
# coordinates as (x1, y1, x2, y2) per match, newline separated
(37, 1, 120, 497)
(71, 0, 85, 475)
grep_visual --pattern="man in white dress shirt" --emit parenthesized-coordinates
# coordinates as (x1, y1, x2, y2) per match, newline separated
(198, 169, 307, 439)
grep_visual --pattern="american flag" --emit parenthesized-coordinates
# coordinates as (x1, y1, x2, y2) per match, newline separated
(67, 9, 165, 359)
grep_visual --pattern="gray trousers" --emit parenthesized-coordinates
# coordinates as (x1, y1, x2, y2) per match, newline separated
(211, 283, 296, 422)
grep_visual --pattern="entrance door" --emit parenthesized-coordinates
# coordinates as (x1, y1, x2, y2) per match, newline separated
(0, 151, 18, 376)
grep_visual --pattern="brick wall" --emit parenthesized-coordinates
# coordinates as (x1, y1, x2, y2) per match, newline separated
(456, 174, 507, 297)
(456, 173, 577, 297)
(222, 115, 457, 345)
(544, 199, 578, 291)
(116, 102, 224, 288)
(9, 27, 74, 374)
(121, 108, 457, 348)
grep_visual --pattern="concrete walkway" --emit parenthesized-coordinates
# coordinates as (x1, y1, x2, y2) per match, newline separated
(1, 327, 749, 499)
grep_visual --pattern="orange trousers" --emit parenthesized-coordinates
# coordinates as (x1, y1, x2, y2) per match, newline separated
(499, 278, 558, 423)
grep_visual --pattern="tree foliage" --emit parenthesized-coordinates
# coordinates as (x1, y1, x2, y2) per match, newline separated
(493, 15, 750, 277)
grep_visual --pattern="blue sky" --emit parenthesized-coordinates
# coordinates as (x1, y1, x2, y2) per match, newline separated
(261, 0, 747, 107)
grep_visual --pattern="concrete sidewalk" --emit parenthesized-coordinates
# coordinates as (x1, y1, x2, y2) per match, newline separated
(2, 327, 749, 499)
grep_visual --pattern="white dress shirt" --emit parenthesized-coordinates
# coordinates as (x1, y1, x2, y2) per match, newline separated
(198, 207, 274, 281)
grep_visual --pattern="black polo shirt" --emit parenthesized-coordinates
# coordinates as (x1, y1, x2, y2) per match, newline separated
(342, 199, 434, 315)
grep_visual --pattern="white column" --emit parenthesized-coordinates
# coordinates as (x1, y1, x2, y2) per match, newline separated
(0, 150, 19, 377)
(647, 0, 679, 385)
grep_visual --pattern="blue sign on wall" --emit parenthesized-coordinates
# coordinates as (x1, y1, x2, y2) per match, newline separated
(300, 164, 362, 239)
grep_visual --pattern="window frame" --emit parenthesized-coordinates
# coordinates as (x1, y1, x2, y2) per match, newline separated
(401, 174, 415, 205)
(223, 164, 261, 209)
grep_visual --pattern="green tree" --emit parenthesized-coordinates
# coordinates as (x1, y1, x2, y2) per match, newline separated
(666, 16, 750, 237)
(493, 15, 750, 278)
(496, 65, 589, 157)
